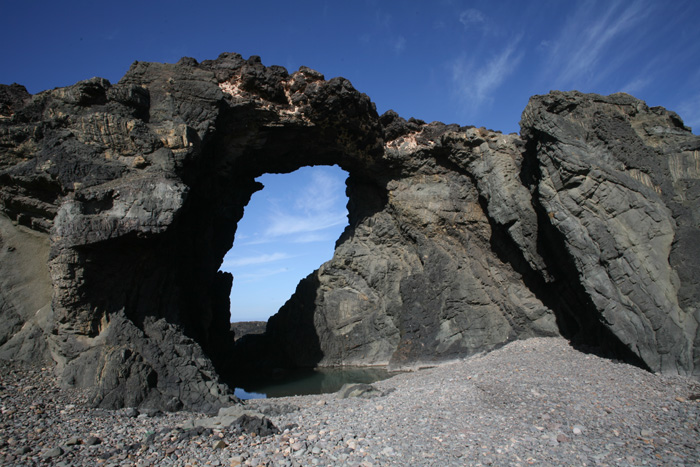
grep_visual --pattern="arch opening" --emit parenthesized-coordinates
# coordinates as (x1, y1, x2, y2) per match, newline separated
(221, 165, 350, 325)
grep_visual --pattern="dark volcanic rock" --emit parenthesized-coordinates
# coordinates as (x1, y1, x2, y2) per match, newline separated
(520, 91, 700, 375)
(0, 84, 31, 118)
(233, 414, 279, 437)
(264, 125, 559, 370)
(0, 53, 698, 411)
(230, 321, 267, 341)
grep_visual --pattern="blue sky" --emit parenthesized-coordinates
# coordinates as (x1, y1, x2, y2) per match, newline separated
(2, 0, 699, 321)
(225, 167, 349, 321)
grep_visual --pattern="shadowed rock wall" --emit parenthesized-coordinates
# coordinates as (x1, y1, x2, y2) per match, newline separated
(0, 53, 698, 412)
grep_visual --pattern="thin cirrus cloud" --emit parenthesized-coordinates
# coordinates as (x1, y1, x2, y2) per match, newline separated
(619, 77, 653, 97)
(362, 8, 407, 56)
(458, 8, 491, 34)
(451, 36, 524, 112)
(290, 231, 341, 244)
(233, 267, 288, 283)
(677, 93, 700, 132)
(459, 8, 485, 27)
(539, 1, 649, 91)
(223, 252, 292, 268)
(263, 211, 348, 238)
(263, 169, 348, 240)
(393, 35, 406, 54)
(293, 169, 345, 213)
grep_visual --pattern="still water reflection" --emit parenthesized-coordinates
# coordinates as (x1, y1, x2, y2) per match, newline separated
(234, 366, 398, 400)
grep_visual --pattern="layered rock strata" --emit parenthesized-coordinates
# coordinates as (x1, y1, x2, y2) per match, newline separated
(0, 53, 697, 411)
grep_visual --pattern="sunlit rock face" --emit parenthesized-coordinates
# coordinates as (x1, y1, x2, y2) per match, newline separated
(0, 53, 698, 411)
(520, 91, 700, 375)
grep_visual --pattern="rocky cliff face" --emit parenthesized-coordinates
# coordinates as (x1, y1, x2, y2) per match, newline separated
(521, 92, 699, 375)
(0, 53, 698, 412)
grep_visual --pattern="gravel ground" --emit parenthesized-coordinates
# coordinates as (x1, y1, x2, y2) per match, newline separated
(1, 337, 698, 466)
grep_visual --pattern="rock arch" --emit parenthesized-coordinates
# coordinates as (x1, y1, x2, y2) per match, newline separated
(0, 53, 698, 411)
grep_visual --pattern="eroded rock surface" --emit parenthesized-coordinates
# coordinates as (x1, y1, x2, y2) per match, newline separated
(0, 53, 698, 411)
(521, 91, 700, 375)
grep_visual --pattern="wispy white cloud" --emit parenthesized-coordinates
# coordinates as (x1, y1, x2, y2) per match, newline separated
(451, 36, 524, 111)
(374, 9, 392, 30)
(393, 35, 406, 54)
(293, 169, 345, 213)
(262, 169, 348, 240)
(233, 267, 289, 283)
(291, 232, 341, 244)
(537, 40, 552, 51)
(359, 7, 408, 56)
(459, 8, 485, 29)
(616, 51, 670, 98)
(676, 93, 700, 133)
(458, 8, 502, 36)
(618, 77, 652, 96)
(233, 169, 348, 245)
(237, 236, 272, 246)
(541, 1, 650, 90)
(223, 252, 292, 268)
(264, 211, 348, 238)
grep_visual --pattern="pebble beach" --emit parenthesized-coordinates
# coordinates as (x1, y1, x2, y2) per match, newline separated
(1, 337, 698, 466)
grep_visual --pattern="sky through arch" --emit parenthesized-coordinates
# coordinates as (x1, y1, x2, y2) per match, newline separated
(222, 165, 349, 322)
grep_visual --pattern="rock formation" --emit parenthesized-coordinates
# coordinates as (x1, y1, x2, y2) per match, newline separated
(230, 321, 267, 341)
(0, 53, 698, 412)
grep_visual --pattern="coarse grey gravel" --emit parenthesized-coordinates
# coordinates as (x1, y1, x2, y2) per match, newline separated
(1, 337, 698, 466)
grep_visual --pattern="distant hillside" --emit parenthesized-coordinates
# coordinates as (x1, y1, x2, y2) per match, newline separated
(231, 321, 267, 341)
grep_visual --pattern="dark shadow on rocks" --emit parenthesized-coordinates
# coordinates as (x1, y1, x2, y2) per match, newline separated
(229, 171, 392, 384)
(228, 272, 323, 387)
(531, 195, 651, 370)
(516, 136, 651, 371)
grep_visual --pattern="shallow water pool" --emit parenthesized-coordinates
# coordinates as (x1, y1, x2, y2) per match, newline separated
(234, 366, 398, 399)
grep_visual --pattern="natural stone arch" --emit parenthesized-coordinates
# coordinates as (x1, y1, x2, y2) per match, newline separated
(40, 54, 397, 411)
(1, 53, 698, 412)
